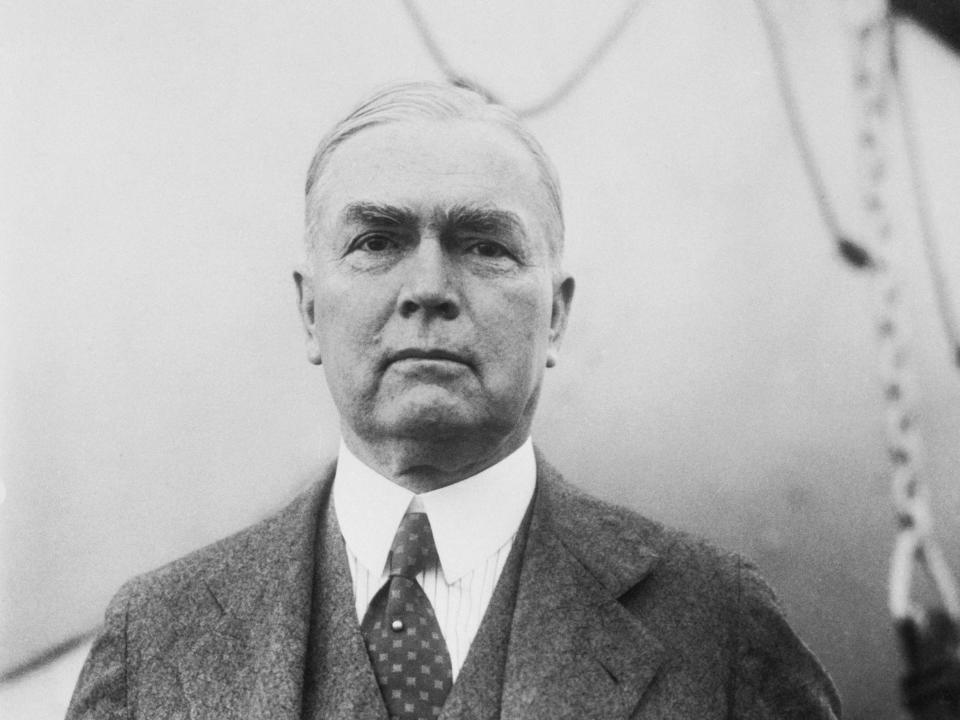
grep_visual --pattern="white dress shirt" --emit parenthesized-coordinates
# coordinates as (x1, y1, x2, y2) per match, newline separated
(332, 438, 536, 680)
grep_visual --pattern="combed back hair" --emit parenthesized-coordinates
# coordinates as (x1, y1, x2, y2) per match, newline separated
(304, 81, 564, 258)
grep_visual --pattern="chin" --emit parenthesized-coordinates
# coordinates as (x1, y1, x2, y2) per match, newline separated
(369, 388, 497, 439)
(355, 385, 529, 445)
(385, 403, 482, 439)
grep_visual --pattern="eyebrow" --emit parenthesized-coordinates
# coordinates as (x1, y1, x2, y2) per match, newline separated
(341, 202, 418, 228)
(339, 201, 526, 240)
(436, 204, 526, 240)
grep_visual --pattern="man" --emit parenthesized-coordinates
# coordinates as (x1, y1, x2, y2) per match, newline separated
(67, 81, 841, 719)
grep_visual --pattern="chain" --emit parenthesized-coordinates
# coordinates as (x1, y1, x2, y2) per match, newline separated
(847, 0, 960, 621)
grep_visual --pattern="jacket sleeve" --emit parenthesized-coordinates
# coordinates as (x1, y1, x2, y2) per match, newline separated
(65, 584, 132, 720)
(731, 558, 842, 719)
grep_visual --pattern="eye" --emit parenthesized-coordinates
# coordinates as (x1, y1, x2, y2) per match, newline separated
(352, 233, 398, 253)
(468, 241, 512, 259)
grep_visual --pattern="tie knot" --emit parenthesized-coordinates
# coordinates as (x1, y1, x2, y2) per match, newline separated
(389, 512, 439, 579)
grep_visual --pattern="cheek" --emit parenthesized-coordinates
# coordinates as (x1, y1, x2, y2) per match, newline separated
(509, 278, 554, 330)
(476, 283, 554, 358)
(315, 280, 395, 345)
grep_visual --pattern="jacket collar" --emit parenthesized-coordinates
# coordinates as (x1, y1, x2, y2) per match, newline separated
(499, 454, 664, 720)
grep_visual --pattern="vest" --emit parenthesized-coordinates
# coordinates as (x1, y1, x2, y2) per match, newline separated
(302, 491, 532, 720)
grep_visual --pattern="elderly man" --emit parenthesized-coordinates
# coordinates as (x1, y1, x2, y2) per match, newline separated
(67, 82, 841, 719)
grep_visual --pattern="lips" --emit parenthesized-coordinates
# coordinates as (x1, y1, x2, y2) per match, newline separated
(386, 348, 473, 367)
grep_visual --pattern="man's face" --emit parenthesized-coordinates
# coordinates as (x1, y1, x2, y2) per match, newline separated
(296, 119, 573, 455)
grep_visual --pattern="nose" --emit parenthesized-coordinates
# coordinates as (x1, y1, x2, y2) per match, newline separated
(397, 238, 460, 320)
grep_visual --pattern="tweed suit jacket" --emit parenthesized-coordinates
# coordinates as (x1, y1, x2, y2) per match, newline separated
(67, 457, 841, 719)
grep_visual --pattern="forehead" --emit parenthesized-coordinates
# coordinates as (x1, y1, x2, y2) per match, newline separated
(312, 120, 550, 233)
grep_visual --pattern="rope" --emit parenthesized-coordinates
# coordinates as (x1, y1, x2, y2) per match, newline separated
(890, 26, 960, 370)
(400, 0, 648, 118)
(0, 630, 96, 684)
(753, 0, 875, 270)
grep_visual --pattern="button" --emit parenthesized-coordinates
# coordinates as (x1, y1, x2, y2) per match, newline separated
(391, 619, 404, 632)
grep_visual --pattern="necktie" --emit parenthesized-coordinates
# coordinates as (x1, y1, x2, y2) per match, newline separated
(361, 512, 453, 720)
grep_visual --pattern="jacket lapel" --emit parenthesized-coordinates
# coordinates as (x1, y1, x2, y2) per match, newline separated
(501, 459, 665, 720)
(303, 489, 388, 720)
(176, 479, 328, 720)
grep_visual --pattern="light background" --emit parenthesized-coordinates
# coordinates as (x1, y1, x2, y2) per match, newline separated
(2, 2, 960, 718)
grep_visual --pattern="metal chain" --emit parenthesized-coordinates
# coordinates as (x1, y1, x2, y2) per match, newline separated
(400, 0, 648, 118)
(847, 0, 960, 621)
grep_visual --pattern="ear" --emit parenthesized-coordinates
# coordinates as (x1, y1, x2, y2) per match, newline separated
(546, 274, 575, 368)
(293, 266, 323, 365)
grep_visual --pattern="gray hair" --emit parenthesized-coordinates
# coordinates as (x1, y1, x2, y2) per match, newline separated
(304, 81, 564, 257)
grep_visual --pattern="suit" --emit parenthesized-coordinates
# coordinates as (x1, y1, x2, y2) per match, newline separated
(67, 456, 841, 719)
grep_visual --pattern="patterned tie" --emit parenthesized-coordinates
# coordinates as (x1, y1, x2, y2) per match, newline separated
(361, 512, 453, 720)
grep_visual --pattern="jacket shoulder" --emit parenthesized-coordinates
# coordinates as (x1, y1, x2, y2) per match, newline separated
(67, 476, 331, 719)
(536, 457, 841, 717)
(537, 456, 746, 599)
(113, 476, 328, 628)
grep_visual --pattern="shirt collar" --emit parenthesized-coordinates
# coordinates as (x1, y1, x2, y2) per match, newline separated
(333, 438, 536, 583)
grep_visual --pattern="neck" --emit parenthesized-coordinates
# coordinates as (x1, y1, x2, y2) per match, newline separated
(342, 426, 529, 493)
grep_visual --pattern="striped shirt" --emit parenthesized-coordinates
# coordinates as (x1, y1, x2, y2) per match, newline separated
(332, 438, 536, 679)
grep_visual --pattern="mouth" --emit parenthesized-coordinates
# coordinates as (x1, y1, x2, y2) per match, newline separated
(386, 348, 473, 368)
